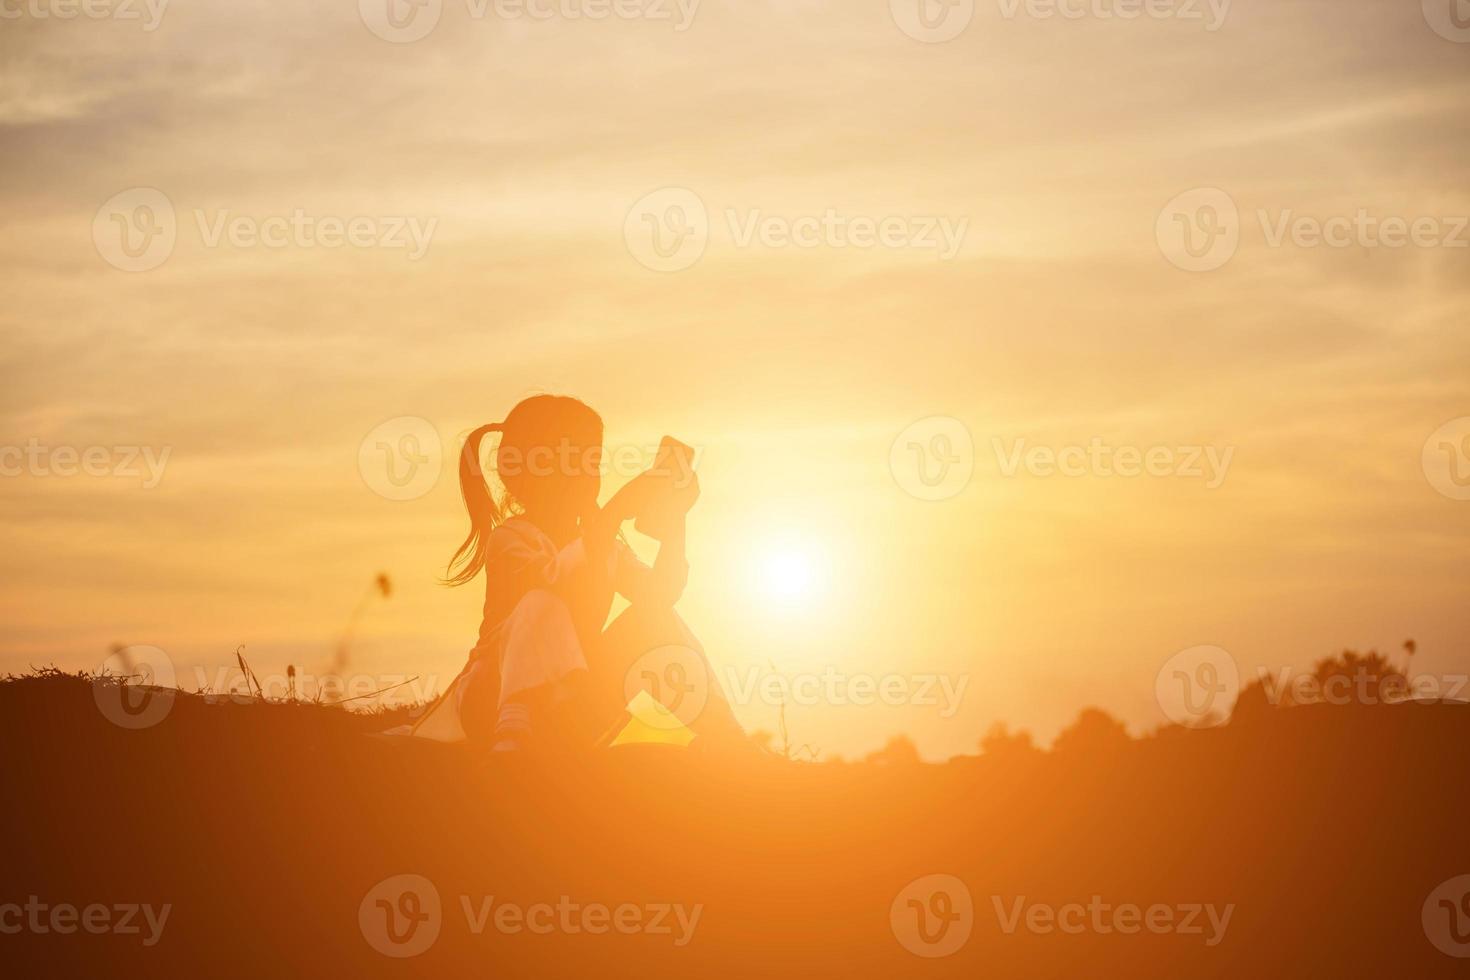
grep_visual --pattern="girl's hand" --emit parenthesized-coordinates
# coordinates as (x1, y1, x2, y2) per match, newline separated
(583, 474, 659, 555)
(608, 471, 661, 522)
(676, 469, 700, 511)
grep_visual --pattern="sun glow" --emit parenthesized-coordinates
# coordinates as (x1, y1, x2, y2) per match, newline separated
(751, 540, 828, 607)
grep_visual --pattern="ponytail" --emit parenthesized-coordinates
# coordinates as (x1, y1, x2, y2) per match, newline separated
(443, 422, 504, 586)
(443, 394, 603, 586)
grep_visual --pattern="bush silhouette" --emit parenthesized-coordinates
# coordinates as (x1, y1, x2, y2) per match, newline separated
(1051, 706, 1130, 755)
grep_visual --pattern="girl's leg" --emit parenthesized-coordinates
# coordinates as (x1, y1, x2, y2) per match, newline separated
(463, 589, 592, 749)
(591, 604, 745, 746)
(456, 656, 500, 746)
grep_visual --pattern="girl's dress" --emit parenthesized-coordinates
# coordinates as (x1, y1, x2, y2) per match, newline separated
(409, 516, 686, 743)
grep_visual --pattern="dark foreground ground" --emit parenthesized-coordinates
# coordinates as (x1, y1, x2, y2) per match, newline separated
(2, 671, 1468, 978)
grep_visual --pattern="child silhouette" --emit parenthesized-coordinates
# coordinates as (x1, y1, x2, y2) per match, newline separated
(410, 395, 741, 751)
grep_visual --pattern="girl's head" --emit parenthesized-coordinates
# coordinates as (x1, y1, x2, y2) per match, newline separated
(445, 394, 604, 586)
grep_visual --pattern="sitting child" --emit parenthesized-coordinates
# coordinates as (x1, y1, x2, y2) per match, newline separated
(410, 394, 742, 751)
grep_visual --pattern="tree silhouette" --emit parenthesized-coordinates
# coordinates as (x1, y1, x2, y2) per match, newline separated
(1232, 642, 1416, 719)
(1052, 707, 1130, 755)
(863, 735, 921, 766)
(980, 722, 1037, 759)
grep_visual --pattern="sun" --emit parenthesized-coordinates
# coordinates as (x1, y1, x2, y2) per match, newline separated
(763, 550, 814, 599)
(751, 540, 827, 607)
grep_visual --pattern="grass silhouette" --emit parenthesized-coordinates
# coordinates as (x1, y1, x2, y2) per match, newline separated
(2, 657, 1468, 978)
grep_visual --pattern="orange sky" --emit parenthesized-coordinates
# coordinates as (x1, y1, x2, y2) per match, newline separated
(2, 0, 1468, 759)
